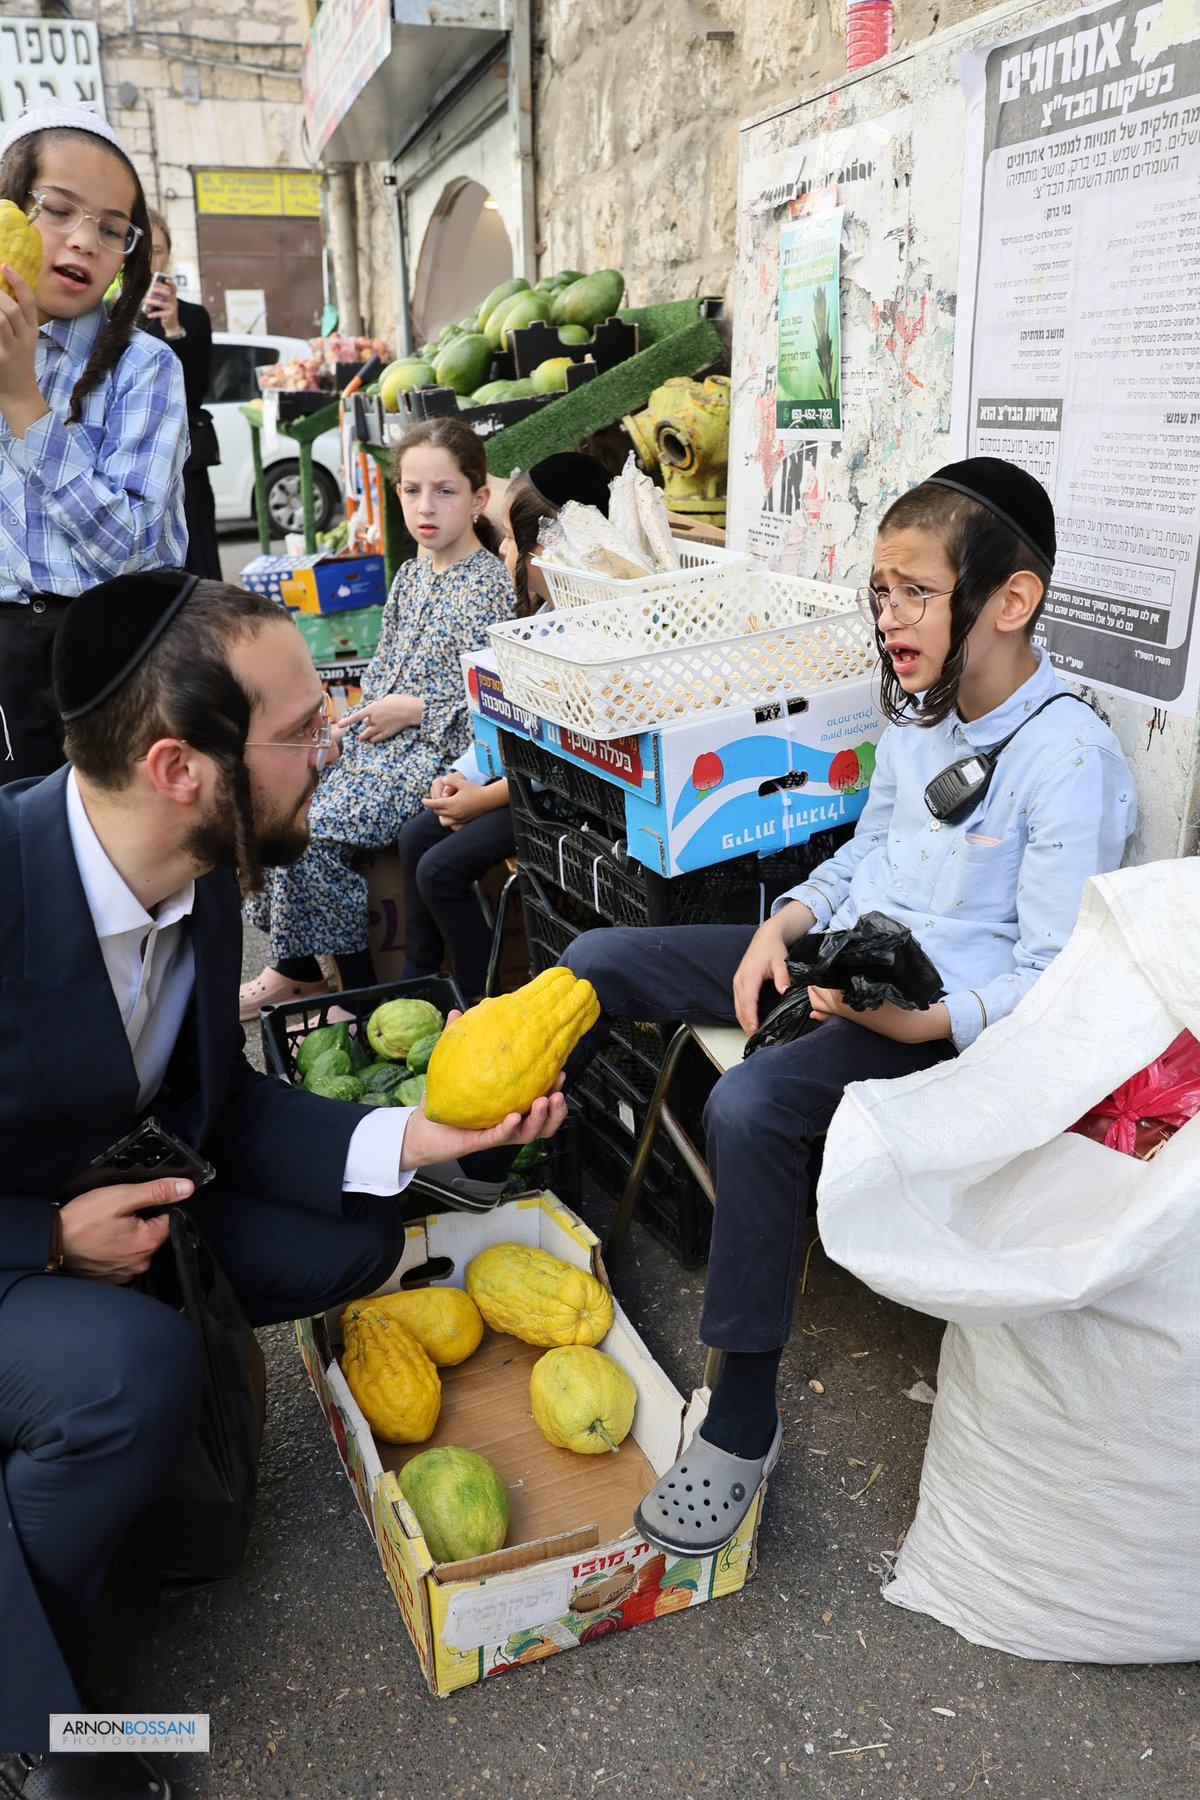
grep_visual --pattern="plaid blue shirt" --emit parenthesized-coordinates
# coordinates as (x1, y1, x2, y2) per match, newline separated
(0, 306, 188, 603)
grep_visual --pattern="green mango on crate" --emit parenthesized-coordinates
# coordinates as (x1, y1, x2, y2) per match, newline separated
(477, 276, 529, 331)
(379, 359, 435, 412)
(503, 377, 538, 399)
(307, 1073, 365, 1102)
(459, 312, 479, 332)
(530, 356, 574, 394)
(433, 333, 493, 396)
(295, 1021, 352, 1078)
(471, 378, 519, 405)
(498, 291, 552, 349)
(551, 270, 625, 330)
(553, 269, 585, 285)
(557, 324, 591, 345)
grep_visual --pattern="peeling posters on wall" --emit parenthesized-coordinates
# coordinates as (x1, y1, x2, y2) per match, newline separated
(954, 0, 1200, 712)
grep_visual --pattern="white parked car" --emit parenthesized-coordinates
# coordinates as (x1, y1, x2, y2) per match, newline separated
(207, 332, 344, 536)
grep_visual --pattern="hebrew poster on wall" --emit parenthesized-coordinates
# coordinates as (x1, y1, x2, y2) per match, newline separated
(953, 0, 1200, 712)
(776, 205, 844, 439)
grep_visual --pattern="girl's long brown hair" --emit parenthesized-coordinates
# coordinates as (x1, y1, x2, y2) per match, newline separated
(389, 416, 502, 555)
(0, 128, 153, 424)
(502, 471, 559, 617)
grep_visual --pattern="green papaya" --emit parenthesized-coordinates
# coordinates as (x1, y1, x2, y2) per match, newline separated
(557, 324, 591, 345)
(459, 312, 479, 332)
(477, 277, 529, 332)
(497, 290, 552, 350)
(433, 333, 493, 396)
(504, 377, 538, 399)
(406, 1031, 442, 1075)
(295, 1022, 352, 1078)
(551, 270, 625, 330)
(530, 356, 574, 394)
(307, 1073, 365, 1102)
(553, 269, 585, 285)
(471, 378, 519, 405)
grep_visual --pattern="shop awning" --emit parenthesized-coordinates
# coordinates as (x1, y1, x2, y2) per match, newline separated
(303, 0, 506, 165)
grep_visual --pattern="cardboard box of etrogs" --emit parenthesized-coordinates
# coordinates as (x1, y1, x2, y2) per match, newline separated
(295, 1194, 759, 1695)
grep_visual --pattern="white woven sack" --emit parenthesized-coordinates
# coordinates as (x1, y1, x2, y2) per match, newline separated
(817, 859, 1200, 1662)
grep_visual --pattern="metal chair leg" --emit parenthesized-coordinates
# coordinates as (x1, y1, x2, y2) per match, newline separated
(605, 1023, 694, 1264)
(484, 870, 518, 999)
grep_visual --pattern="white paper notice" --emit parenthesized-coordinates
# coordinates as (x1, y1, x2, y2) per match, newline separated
(954, 0, 1200, 712)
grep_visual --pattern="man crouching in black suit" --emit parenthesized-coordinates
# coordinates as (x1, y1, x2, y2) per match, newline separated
(0, 573, 565, 1796)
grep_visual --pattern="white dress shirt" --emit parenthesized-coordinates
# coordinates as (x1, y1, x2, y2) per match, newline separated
(65, 771, 413, 1194)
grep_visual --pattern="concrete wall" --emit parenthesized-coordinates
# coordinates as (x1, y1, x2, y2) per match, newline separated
(533, 0, 992, 303)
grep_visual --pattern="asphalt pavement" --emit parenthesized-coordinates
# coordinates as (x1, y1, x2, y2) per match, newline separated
(92, 532, 1199, 1797)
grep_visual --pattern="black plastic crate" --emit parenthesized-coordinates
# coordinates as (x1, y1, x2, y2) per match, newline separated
(576, 1063, 712, 1268)
(509, 766, 850, 929)
(259, 975, 465, 1084)
(518, 866, 603, 975)
(499, 729, 626, 831)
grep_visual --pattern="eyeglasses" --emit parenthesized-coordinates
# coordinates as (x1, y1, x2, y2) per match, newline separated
(855, 583, 956, 629)
(245, 696, 336, 770)
(26, 188, 144, 258)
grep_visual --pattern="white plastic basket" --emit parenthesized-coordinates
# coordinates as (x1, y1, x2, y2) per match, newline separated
(531, 537, 753, 610)
(487, 569, 876, 738)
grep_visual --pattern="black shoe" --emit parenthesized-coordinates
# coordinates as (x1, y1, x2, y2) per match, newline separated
(0, 1752, 169, 1800)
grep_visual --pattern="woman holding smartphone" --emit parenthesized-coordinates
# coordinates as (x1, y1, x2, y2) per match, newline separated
(143, 208, 222, 578)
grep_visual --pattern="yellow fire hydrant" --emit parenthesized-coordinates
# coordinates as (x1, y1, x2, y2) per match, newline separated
(624, 375, 731, 528)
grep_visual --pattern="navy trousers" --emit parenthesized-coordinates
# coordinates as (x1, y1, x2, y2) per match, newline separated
(0, 1186, 402, 1752)
(397, 803, 516, 1001)
(563, 925, 954, 1350)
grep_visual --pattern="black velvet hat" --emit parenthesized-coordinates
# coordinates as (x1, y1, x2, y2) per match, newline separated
(54, 571, 200, 722)
(926, 457, 1056, 569)
(526, 452, 612, 518)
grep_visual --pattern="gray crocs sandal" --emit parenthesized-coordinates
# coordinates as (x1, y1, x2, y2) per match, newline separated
(634, 1413, 783, 1556)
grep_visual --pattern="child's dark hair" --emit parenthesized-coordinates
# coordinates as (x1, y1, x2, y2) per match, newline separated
(0, 128, 153, 425)
(503, 471, 559, 617)
(389, 417, 501, 555)
(874, 484, 1053, 727)
(64, 580, 286, 892)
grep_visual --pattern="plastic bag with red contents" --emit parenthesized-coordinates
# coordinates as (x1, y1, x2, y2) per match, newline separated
(1069, 1029, 1200, 1159)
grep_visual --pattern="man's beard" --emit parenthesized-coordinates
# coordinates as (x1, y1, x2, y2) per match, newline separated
(183, 763, 316, 879)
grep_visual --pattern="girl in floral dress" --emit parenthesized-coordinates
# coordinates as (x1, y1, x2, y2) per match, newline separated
(239, 417, 512, 1017)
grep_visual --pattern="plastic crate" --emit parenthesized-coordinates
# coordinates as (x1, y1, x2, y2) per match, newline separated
(531, 538, 752, 611)
(488, 570, 870, 738)
(259, 975, 465, 1084)
(509, 766, 850, 929)
(499, 729, 626, 831)
(576, 1056, 713, 1268)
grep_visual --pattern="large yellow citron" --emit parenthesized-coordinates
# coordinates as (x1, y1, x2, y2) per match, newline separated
(341, 1287, 483, 1367)
(423, 968, 599, 1130)
(530, 1345, 637, 1454)
(466, 1242, 613, 1347)
(0, 200, 43, 301)
(340, 1309, 441, 1444)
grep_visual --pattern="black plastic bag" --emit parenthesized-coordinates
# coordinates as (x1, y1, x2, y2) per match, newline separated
(744, 911, 944, 1057)
(128, 1207, 266, 1592)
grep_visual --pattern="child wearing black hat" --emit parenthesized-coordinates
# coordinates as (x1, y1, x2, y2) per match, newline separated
(395, 452, 613, 1000)
(560, 455, 1137, 1558)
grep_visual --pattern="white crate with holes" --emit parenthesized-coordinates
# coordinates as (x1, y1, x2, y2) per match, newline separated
(531, 538, 753, 611)
(488, 569, 875, 739)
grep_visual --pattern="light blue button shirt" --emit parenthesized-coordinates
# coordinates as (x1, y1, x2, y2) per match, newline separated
(0, 306, 188, 602)
(775, 647, 1137, 1049)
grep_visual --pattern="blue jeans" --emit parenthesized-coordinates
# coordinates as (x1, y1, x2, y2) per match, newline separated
(563, 925, 954, 1351)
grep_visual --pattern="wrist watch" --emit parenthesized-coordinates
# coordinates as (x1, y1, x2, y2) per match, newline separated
(166, 326, 187, 341)
(44, 1203, 64, 1273)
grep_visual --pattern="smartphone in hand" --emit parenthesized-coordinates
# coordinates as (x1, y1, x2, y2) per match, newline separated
(53, 1117, 215, 1205)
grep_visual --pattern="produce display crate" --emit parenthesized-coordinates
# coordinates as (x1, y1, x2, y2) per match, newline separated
(294, 1195, 760, 1695)
(508, 766, 850, 930)
(259, 976, 465, 1085)
(483, 297, 727, 478)
(509, 315, 638, 379)
(575, 1054, 714, 1268)
(381, 360, 597, 444)
(489, 571, 870, 739)
(533, 537, 752, 612)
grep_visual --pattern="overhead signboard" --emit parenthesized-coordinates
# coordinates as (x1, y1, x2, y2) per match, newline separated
(195, 170, 322, 218)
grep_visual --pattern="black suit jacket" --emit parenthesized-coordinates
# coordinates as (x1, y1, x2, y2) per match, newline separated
(144, 297, 214, 468)
(0, 767, 369, 1299)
